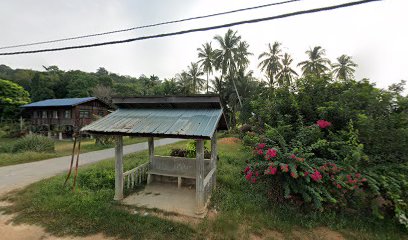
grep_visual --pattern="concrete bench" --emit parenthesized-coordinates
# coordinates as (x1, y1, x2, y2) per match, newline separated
(147, 156, 211, 188)
(147, 169, 195, 188)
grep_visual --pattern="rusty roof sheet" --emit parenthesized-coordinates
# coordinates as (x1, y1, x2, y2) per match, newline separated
(80, 108, 227, 139)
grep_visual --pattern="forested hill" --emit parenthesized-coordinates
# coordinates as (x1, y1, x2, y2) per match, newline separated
(0, 64, 180, 103)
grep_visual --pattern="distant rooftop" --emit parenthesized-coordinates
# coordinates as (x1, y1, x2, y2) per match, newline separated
(22, 97, 96, 108)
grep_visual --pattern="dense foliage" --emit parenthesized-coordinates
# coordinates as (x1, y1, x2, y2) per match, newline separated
(0, 79, 30, 119)
(12, 134, 55, 153)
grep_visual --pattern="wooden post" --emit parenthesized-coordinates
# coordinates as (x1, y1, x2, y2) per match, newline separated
(114, 135, 124, 200)
(195, 139, 205, 215)
(211, 133, 217, 189)
(147, 137, 154, 184)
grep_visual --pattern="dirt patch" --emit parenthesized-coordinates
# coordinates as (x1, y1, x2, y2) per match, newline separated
(0, 209, 112, 240)
(250, 229, 285, 240)
(312, 227, 345, 240)
(218, 137, 241, 145)
(129, 208, 201, 226)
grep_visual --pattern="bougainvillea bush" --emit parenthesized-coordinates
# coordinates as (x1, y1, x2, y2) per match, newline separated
(243, 120, 408, 229)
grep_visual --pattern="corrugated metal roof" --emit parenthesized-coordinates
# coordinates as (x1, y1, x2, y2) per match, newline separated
(22, 97, 96, 108)
(80, 108, 226, 139)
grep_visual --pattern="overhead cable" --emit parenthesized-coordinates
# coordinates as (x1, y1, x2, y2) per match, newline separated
(0, 0, 302, 50)
(0, 0, 381, 56)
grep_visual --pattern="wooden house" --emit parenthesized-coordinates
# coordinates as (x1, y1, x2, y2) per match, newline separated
(21, 97, 112, 139)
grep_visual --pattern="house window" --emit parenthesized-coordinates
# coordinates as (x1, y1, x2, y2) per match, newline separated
(53, 111, 58, 119)
(98, 111, 105, 116)
(33, 111, 38, 118)
(64, 110, 71, 119)
(42, 111, 47, 119)
(79, 110, 90, 118)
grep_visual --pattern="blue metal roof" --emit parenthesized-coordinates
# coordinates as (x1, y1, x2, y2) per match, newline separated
(22, 97, 96, 108)
(81, 108, 226, 139)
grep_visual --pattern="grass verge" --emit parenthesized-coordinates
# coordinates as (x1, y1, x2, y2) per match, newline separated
(1, 139, 407, 240)
(0, 137, 146, 167)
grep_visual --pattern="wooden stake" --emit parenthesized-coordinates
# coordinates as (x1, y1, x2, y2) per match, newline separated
(64, 136, 77, 186)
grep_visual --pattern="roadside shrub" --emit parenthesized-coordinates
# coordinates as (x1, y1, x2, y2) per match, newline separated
(170, 141, 211, 158)
(12, 134, 54, 153)
(364, 164, 408, 229)
(243, 120, 408, 230)
(77, 168, 115, 190)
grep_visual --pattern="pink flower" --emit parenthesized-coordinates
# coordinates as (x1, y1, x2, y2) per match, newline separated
(311, 170, 322, 182)
(251, 177, 257, 183)
(245, 171, 253, 181)
(290, 154, 296, 159)
(316, 119, 332, 129)
(355, 173, 361, 178)
(255, 171, 259, 177)
(257, 143, 266, 149)
(270, 167, 277, 175)
(336, 184, 342, 189)
(290, 172, 298, 178)
(280, 164, 289, 173)
(256, 149, 263, 155)
(303, 172, 309, 177)
(265, 148, 277, 160)
(244, 166, 250, 174)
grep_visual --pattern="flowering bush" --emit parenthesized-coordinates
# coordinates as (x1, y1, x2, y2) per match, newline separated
(242, 120, 408, 230)
(244, 142, 365, 209)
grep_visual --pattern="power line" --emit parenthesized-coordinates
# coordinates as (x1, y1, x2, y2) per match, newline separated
(0, 0, 381, 56)
(0, 0, 302, 50)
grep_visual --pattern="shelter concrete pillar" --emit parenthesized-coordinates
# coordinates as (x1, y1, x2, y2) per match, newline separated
(114, 135, 124, 200)
(58, 132, 63, 140)
(195, 139, 205, 215)
(147, 137, 154, 184)
(211, 133, 217, 189)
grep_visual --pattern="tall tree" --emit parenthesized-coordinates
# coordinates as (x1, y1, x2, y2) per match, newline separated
(186, 62, 204, 94)
(332, 54, 358, 81)
(235, 41, 252, 71)
(213, 29, 247, 107)
(176, 71, 193, 95)
(298, 46, 331, 77)
(197, 42, 214, 94)
(258, 42, 282, 89)
(277, 53, 298, 88)
(0, 79, 30, 119)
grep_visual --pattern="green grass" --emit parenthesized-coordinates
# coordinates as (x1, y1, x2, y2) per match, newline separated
(1, 139, 407, 240)
(0, 136, 147, 167)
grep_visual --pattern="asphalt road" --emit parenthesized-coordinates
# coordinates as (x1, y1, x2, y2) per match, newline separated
(0, 138, 182, 194)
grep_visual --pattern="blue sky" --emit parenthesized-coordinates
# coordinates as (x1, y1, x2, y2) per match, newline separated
(0, 0, 406, 91)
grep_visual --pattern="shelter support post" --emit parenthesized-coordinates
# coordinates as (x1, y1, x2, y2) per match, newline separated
(211, 133, 217, 189)
(114, 135, 124, 200)
(147, 137, 154, 184)
(195, 139, 205, 215)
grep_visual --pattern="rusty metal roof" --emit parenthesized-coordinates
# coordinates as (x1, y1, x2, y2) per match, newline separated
(80, 108, 227, 139)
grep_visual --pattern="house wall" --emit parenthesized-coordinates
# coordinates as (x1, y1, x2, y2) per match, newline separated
(25, 99, 110, 136)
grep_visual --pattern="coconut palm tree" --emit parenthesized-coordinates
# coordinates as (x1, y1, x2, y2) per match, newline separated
(176, 71, 192, 95)
(258, 42, 282, 88)
(298, 46, 330, 77)
(197, 42, 215, 94)
(235, 41, 253, 71)
(186, 62, 204, 94)
(332, 54, 358, 81)
(277, 53, 298, 87)
(213, 29, 247, 107)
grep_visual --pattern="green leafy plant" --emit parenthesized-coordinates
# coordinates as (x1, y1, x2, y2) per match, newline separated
(12, 134, 55, 153)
